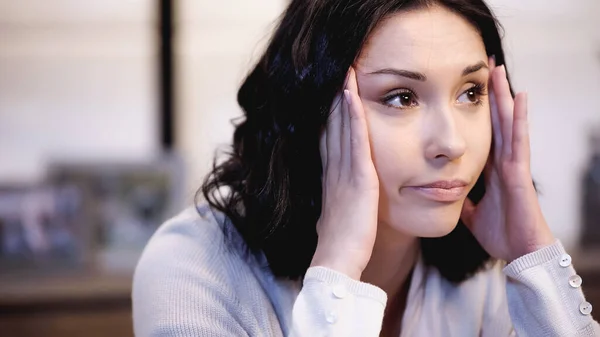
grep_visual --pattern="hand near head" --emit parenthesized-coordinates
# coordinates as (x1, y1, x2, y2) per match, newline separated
(460, 56, 555, 262)
(310, 67, 379, 280)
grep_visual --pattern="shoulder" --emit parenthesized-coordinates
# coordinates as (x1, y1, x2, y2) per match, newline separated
(132, 202, 261, 293)
(133, 204, 230, 281)
(132, 202, 274, 336)
(134, 203, 243, 267)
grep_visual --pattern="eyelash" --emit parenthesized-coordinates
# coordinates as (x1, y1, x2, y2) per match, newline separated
(381, 82, 488, 109)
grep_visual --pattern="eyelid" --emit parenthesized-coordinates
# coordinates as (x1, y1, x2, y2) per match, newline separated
(385, 87, 417, 98)
(459, 82, 486, 94)
(466, 82, 487, 93)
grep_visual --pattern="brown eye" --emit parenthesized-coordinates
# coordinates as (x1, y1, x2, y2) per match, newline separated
(383, 90, 419, 109)
(466, 89, 477, 102)
(457, 83, 486, 105)
(458, 89, 477, 103)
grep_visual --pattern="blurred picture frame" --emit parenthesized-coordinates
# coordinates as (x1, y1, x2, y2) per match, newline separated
(46, 153, 185, 272)
(0, 183, 92, 275)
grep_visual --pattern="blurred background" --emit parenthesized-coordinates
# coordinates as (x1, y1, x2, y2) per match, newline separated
(0, 0, 599, 336)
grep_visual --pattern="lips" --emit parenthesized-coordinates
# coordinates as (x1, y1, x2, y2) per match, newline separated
(404, 180, 469, 202)
(416, 180, 468, 189)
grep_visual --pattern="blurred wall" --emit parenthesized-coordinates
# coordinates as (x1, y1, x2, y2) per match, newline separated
(0, 1, 159, 184)
(175, 0, 286, 200)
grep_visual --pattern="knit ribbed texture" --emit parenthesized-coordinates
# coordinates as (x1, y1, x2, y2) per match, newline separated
(503, 239, 564, 277)
(502, 239, 599, 336)
(132, 204, 600, 336)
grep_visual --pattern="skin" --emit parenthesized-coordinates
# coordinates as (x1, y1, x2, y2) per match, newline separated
(312, 5, 555, 336)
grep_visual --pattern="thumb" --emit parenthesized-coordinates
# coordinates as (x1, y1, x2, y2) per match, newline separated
(460, 198, 476, 231)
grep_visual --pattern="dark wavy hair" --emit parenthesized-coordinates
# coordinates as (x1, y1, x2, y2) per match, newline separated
(200, 0, 516, 284)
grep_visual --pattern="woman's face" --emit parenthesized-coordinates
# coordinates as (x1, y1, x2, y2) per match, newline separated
(355, 6, 492, 237)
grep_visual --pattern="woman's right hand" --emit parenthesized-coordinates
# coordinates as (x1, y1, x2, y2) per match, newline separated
(310, 67, 380, 280)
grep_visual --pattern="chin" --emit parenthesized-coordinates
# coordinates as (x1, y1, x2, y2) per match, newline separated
(380, 201, 463, 238)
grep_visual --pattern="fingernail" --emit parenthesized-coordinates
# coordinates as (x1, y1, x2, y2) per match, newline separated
(490, 54, 496, 65)
(344, 89, 351, 105)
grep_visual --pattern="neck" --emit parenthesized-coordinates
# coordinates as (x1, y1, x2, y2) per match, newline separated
(361, 223, 420, 300)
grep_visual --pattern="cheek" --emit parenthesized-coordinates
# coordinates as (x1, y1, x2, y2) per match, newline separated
(365, 111, 419, 183)
(464, 112, 492, 168)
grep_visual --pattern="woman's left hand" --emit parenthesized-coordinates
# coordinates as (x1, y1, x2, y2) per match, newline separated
(460, 56, 556, 263)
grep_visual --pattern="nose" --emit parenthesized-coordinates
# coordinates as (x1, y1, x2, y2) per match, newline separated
(424, 107, 466, 162)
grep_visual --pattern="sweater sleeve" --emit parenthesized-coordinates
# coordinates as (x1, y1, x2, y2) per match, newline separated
(503, 240, 600, 336)
(289, 266, 387, 336)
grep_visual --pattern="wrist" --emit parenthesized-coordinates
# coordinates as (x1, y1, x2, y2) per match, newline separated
(509, 233, 556, 263)
(310, 247, 364, 280)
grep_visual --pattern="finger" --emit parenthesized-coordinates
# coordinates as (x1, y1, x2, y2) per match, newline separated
(489, 87, 502, 162)
(341, 74, 352, 170)
(488, 55, 496, 70)
(487, 55, 496, 83)
(487, 57, 501, 161)
(326, 92, 343, 174)
(492, 65, 514, 158)
(483, 154, 494, 186)
(512, 92, 530, 164)
(345, 67, 373, 173)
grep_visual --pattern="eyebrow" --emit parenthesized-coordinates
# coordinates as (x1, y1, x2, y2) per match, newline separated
(367, 60, 488, 81)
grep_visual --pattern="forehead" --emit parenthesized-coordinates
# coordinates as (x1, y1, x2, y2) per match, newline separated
(357, 5, 487, 72)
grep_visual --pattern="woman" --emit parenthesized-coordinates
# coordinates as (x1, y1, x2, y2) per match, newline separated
(132, 0, 599, 336)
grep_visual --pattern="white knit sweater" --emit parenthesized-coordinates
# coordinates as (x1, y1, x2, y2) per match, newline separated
(132, 203, 599, 336)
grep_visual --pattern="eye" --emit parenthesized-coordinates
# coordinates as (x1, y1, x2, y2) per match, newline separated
(457, 83, 487, 105)
(382, 89, 419, 109)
